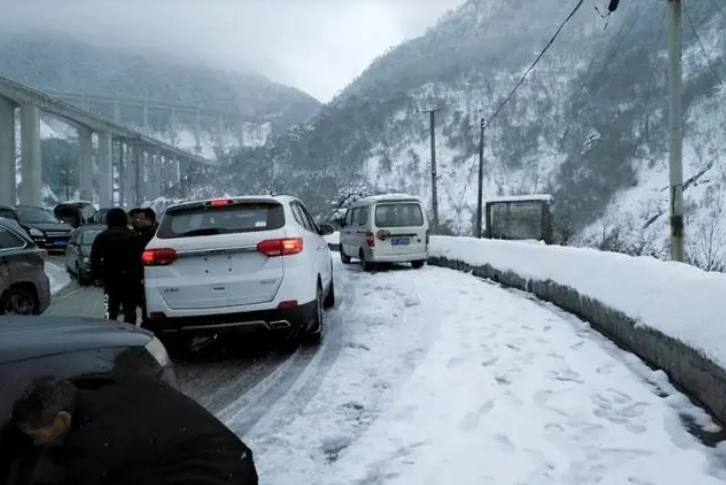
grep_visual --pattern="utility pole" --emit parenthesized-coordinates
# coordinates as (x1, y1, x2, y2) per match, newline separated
(475, 117, 485, 238)
(667, 0, 684, 261)
(420, 107, 440, 233)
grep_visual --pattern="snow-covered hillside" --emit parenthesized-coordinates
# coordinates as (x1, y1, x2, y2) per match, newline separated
(222, 0, 726, 269)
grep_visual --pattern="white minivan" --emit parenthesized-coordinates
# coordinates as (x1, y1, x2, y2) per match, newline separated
(339, 194, 429, 271)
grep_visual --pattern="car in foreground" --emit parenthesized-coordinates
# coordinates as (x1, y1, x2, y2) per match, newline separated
(0, 205, 73, 251)
(339, 194, 429, 271)
(0, 315, 177, 484)
(65, 224, 105, 285)
(142, 196, 336, 348)
(0, 218, 51, 315)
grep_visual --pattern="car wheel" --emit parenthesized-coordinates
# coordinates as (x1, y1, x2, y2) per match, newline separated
(412, 260, 425, 269)
(0, 287, 38, 315)
(76, 263, 88, 285)
(303, 283, 325, 345)
(340, 250, 351, 264)
(323, 278, 335, 309)
(360, 250, 373, 272)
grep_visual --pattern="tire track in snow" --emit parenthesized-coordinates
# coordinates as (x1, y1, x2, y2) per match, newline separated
(219, 266, 355, 436)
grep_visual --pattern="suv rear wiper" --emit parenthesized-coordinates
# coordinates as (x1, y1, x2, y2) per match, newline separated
(179, 228, 223, 237)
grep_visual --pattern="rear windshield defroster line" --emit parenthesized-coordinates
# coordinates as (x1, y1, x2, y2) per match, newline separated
(156, 202, 285, 239)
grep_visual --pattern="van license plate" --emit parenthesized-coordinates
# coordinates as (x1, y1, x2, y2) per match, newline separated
(391, 237, 410, 246)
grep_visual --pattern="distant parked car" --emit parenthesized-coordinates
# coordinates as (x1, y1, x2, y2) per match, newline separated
(0, 315, 177, 484)
(89, 207, 113, 225)
(0, 204, 73, 251)
(339, 194, 429, 271)
(0, 218, 51, 315)
(65, 224, 105, 285)
(53, 201, 97, 228)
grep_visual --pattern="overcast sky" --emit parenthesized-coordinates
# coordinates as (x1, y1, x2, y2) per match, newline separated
(0, 0, 465, 102)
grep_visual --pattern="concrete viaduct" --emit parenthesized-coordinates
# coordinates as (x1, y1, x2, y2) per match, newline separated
(0, 74, 216, 209)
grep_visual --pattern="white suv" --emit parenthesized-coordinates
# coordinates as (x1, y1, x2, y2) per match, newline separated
(141, 196, 335, 347)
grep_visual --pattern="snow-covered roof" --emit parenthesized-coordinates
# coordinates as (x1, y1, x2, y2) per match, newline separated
(356, 193, 422, 205)
(486, 194, 553, 204)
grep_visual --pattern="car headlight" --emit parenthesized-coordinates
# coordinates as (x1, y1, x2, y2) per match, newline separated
(144, 336, 171, 367)
(82, 256, 90, 264)
(28, 227, 44, 237)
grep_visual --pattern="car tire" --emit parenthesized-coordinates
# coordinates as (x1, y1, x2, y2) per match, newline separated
(323, 278, 335, 309)
(303, 283, 325, 345)
(360, 250, 373, 272)
(0, 287, 38, 315)
(412, 260, 425, 269)
(340, 250, 351, 264)
(76, 263, 89, 286)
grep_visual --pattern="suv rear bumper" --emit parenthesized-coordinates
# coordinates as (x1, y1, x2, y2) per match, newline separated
(144, 300, 316, 337)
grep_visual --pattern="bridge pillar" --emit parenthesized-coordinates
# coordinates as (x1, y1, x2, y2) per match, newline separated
(0, 97, 16, 205)
(77, 126, 93, 202)
(154, 151, 162, 198)
(125, 145, 137, 208)
(19, 104, 41, 206)
(97, 132, 113, 208)
(117, 142, 125, 206)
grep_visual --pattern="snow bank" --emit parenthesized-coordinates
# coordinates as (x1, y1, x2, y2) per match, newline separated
(429, 236, 726, 369)
(45, 261, 70, 295)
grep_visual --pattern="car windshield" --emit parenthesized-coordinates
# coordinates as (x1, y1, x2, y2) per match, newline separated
(374, 203, 424, 228)
(80, 229, 103, 245)
(15, 208, 58, 223)
(156, 202, 285, 239)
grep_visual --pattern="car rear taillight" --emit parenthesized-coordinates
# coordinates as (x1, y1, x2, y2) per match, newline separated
(256, 238, 303, 257)
(142, 248, 177, 266)
(365, 232, 375, 247)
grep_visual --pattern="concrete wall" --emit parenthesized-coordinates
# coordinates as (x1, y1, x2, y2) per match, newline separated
(427, 255, 726, 427)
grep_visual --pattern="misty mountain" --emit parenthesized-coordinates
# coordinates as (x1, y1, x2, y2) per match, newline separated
(0, 32, 321, 135)
(222, 0, 726, 267)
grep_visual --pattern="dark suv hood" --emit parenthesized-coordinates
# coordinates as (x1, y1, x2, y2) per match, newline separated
(0, 316, 154, 363)
(22, 221, 73, 233)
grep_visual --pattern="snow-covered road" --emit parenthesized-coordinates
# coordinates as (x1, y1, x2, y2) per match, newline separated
(220, 260, 723, 484)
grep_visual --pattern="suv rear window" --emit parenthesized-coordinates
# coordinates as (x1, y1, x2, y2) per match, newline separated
(374, 202, 424, 228)
(156, 202, 285, 239)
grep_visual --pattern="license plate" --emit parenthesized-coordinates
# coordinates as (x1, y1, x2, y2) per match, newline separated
(390, 237, 410, 246)
(54, 240, 67, 247)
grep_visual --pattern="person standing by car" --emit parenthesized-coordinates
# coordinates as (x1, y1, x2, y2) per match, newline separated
(129, 208, 157, 326)
(90, 207, 144, 324)
(10, 375, 259, 485)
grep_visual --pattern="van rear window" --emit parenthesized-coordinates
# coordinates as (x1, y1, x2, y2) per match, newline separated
(156, 202, 285, 238)
(374, 203, 424, 228)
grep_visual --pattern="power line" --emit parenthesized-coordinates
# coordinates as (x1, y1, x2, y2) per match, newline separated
(683, 0, 725, 90)
(480, 0, 587, 133)
(706, 0, 726, 24)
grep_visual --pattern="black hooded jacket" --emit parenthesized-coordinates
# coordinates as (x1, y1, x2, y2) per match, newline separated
(53, 376, 257, 485)
(90, 208, 144, 285)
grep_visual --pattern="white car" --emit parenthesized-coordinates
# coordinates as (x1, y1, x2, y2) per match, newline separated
(339, 194, 429, 271)
(141, 195, 336, 347)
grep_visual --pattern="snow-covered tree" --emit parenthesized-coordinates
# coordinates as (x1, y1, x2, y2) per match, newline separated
(329, 185, 374, 223)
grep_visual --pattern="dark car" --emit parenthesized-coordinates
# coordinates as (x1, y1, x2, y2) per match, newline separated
(1, 205, 73, 252)
(0, 218, 51, 315)
(53, 201, 97, 228)
(89, 207, 113, 225)
(65, 224, 105, 285)
(0, 316, 178, 485)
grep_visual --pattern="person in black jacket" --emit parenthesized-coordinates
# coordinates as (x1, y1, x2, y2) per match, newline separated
(128, 207, 157, 327)
(90, 207, 144, 324)
(10, 375, 258, 485)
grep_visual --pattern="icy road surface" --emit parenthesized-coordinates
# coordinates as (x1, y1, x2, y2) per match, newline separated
(225, 260, 723, 485)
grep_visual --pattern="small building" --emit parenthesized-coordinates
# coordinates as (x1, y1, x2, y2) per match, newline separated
(483, 194, 553, 244)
